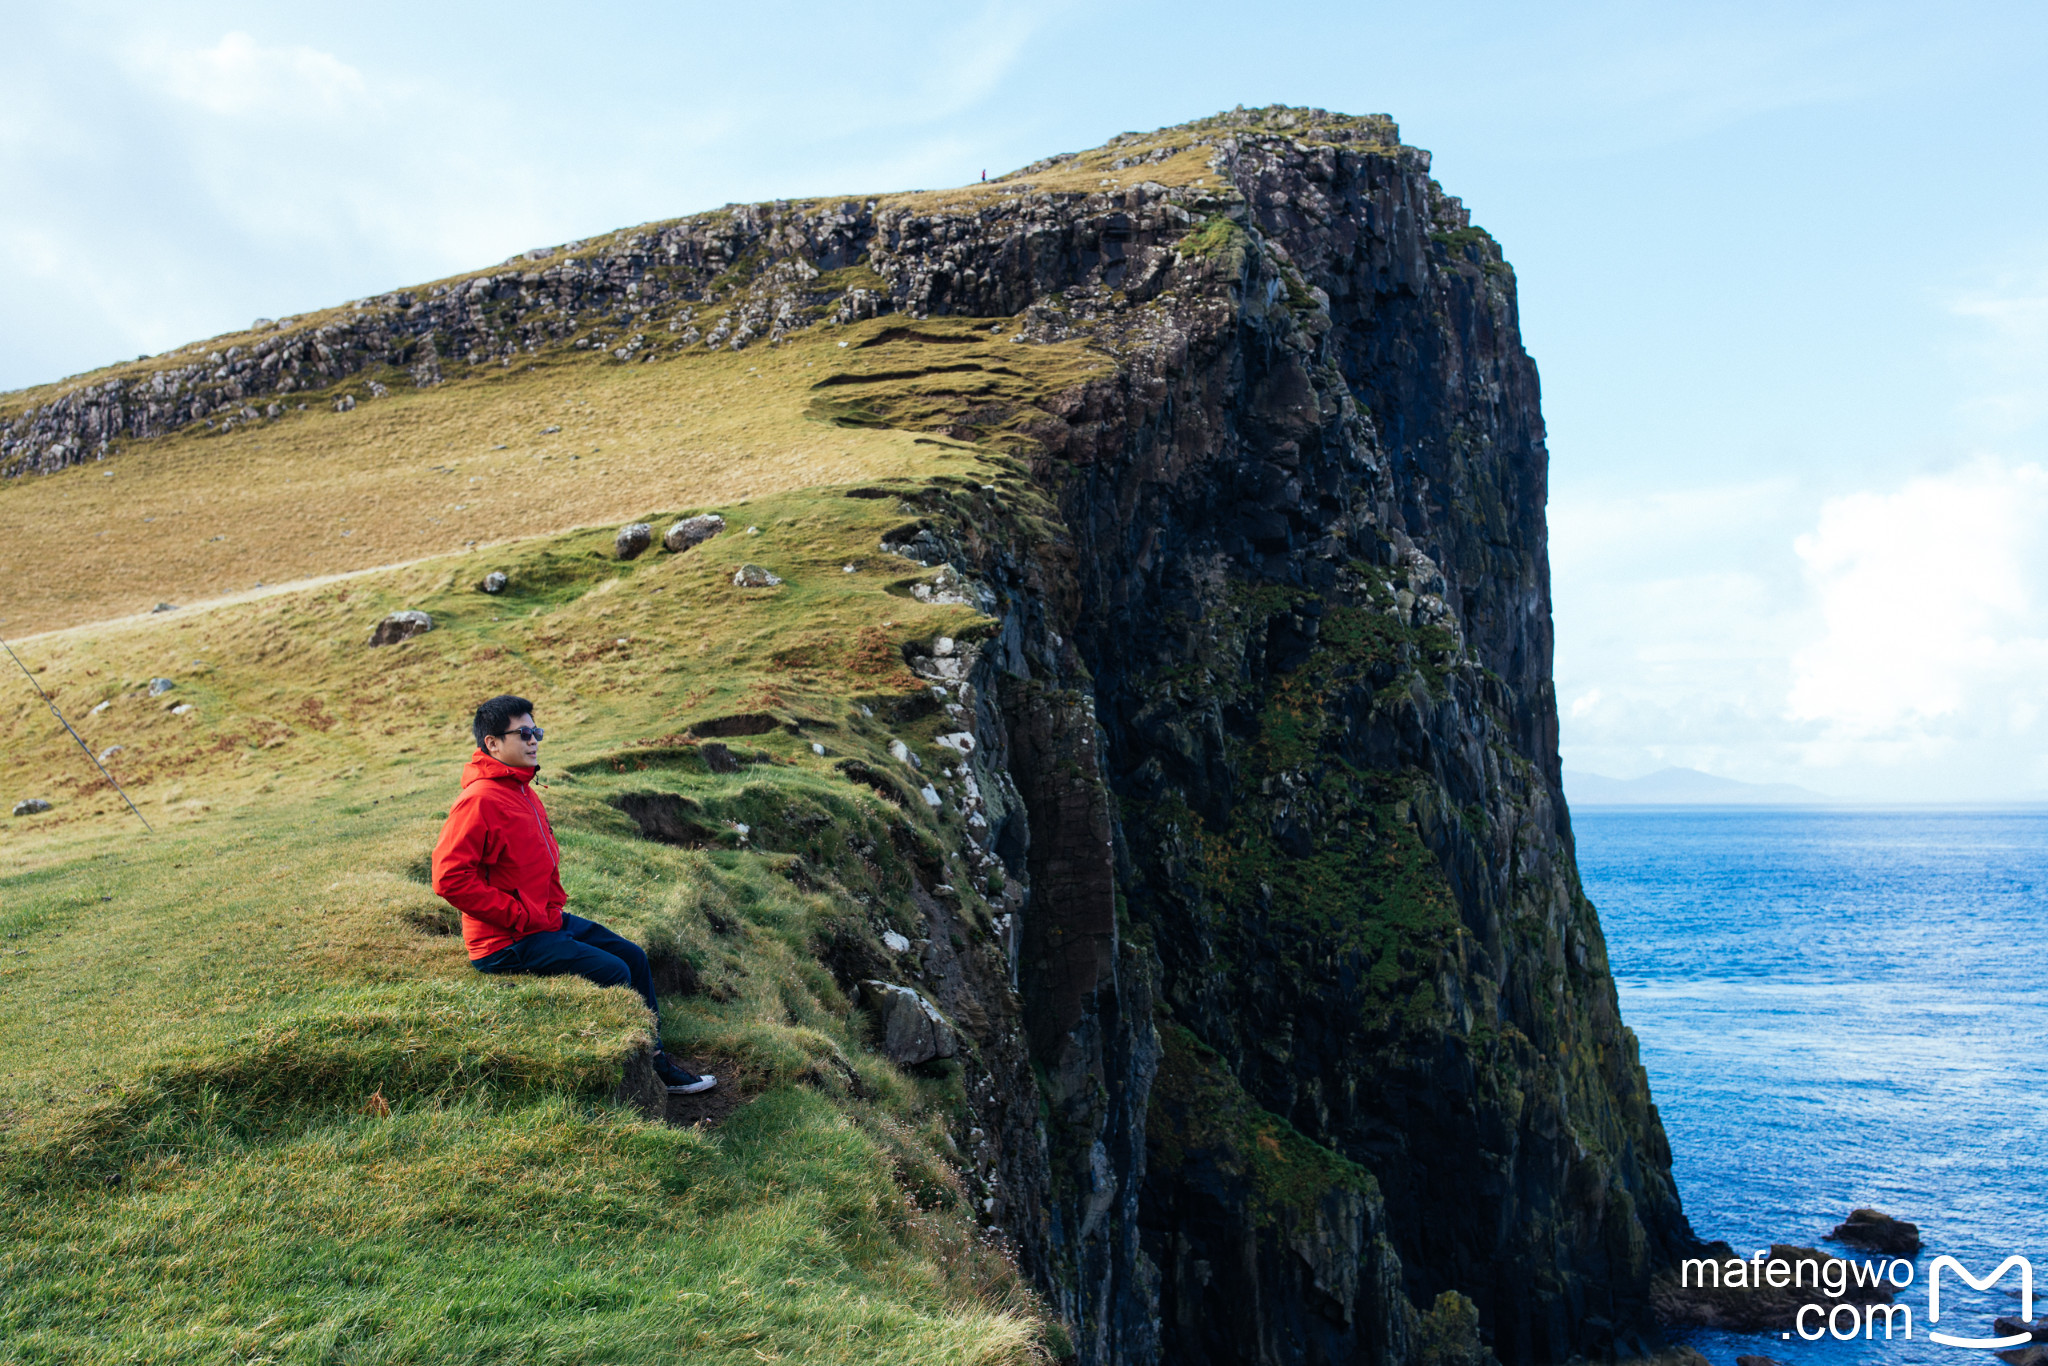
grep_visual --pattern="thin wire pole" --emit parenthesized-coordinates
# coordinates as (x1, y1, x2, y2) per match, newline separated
(0, 633, 153, 833)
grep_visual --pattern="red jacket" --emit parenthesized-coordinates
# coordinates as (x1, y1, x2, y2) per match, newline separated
(432, 750, 566, 959)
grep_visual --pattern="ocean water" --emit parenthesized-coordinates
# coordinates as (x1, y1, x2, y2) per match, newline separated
(1575, 807, 2048, 1366)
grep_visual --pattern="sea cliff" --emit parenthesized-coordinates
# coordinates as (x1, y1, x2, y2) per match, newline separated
(1, 106, 1692, 1364)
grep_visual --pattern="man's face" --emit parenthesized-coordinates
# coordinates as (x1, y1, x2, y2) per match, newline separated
(484, 713, 541, 768)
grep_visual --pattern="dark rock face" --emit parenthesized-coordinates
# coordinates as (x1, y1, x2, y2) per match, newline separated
(1037, 130, 1693, 1364)
(877, 108, 1692, 1365)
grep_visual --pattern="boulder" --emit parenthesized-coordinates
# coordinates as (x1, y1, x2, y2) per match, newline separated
(368, 610, 435, 646)
(12, 798, 52, 816)
(733, 563, 782, 588)
(614, 523, 653, 559)
(151, 602, 177, 613)
(479, 571, 508, 594)
(859, 980, 957, 1065)
(148, 678, 176, 695)
(1993, 1315, 2048, 1344)
(664, 514, 725, 553)
(335, 395, 356, 413)
(1829, 1207, 1922, 1255)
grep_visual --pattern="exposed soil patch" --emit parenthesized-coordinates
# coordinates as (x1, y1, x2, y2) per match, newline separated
(613, 790, 715, 847)
(688, 712, 779, 738)
(662, 1058, 751, 1128)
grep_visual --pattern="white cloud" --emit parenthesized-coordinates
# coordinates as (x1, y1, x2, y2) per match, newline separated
(1552, 479, 1818, 782)
(124, 31, 370, 118)
(1556, 460, 2048, 800)
(1787, 459, 2048, 736)
(1950, 270, 2048, 437)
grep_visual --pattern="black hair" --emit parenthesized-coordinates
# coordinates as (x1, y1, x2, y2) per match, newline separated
(472, 694, 535, 749)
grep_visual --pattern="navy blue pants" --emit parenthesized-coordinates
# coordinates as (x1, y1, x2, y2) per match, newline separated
(473, 913, 660, 1018)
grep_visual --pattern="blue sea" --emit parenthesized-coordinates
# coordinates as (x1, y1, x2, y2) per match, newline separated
(1576, 807, 2048, 1366)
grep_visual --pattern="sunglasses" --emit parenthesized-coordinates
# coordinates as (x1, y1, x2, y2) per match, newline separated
(497, 725, 545, 743)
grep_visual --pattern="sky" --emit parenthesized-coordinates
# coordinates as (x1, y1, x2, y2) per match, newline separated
(4, 0, 2047, 800)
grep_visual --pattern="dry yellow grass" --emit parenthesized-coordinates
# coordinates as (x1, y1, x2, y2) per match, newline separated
(0, 316, 1081, 638)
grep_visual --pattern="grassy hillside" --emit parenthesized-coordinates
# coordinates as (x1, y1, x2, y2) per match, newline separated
(0, 306, 1093, 1359)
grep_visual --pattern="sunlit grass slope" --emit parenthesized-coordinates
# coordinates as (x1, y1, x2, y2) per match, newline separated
(0, 319, 1083, 1360)
(0, 313, 1099, 639)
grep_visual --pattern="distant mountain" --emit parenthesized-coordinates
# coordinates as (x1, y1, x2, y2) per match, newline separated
(1564, 766, 1832, 806)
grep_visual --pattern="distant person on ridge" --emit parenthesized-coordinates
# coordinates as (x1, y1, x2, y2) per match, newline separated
(432, 693, 714, 1095)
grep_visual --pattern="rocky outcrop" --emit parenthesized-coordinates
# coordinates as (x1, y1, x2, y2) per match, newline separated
(859, 979, 959, 1065)
(4, 111, 1375, 478)
(1827, 1207, 1920, 1255)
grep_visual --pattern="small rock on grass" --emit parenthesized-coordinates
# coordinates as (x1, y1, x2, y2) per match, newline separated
(664, 514, 725, 553)
(369, 610, 434, 646)
(148, 678, 176, 695)
(614, 523, 653, 559)
(12, 798, 52, 816)
(732, 563, 782, 588)
(479, 570, 508, 594)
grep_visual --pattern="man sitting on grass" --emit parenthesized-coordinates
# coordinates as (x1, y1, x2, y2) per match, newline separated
(433, 693, 715, 1095)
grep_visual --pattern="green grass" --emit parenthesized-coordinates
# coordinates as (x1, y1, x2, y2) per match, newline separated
(0, 463, 1051, 1363)
(5, 1089, 1036, 1363)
